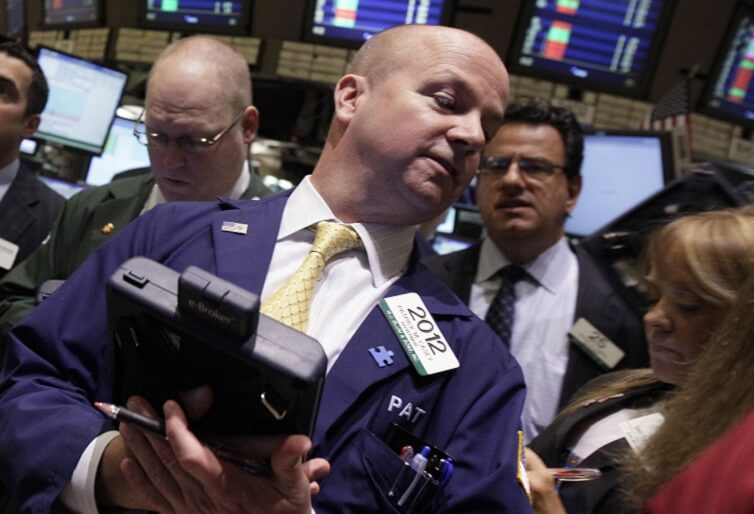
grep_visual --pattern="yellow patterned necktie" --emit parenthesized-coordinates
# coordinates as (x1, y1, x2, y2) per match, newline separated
(260, 221, 363, 332)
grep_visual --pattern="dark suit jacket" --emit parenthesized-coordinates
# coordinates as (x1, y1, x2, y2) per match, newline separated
(0, 163, 64, 279)
(424, 241, 648, 408)
(529, 371, 673, 514)
(0, 169, 271, 343)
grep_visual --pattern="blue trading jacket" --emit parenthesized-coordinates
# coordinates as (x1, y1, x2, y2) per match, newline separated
(0, 191, 531, 514)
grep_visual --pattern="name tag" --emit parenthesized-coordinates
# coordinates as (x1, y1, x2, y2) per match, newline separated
(0, 238, 19, 270)
(620, 412, 664, 454)
(379, 293, 459, 376)
(569, 318, 625, 370)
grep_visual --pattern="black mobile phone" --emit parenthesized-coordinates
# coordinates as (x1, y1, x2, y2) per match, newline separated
(106, 257, 327, 437)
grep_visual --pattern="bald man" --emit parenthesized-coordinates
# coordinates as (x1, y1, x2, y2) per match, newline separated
(0, 35, 271, 347)
(0, 26, 531, 513)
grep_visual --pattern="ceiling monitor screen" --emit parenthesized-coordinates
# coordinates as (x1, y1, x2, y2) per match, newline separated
(138, 0, 252, 34)
(302, 0, 455, 48)
(85, 116, 151, 186)
(41, 0, 102, 29)
(565, 129, 673, 237)
(699, 4, 754, 128)
(4, 0, 26, 38)
(35, 47, 128, 154)
(507, 0, 676, 98)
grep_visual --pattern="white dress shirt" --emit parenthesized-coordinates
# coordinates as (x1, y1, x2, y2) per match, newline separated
(469, 236, 579, 442)
(0, 158, 20, 204)
(140, 160, 253, 214)
(61, 175, 416, 513)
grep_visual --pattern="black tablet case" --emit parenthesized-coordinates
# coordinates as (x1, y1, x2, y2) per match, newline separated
(107, 256, 327, 437)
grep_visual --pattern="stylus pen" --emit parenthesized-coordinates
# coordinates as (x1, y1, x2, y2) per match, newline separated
(94, 401, 270, 475)
(547, 467, 602, 481)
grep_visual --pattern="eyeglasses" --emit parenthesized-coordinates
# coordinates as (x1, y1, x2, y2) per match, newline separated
(478, 155, 565, 181)
(133, 108, 247, 154)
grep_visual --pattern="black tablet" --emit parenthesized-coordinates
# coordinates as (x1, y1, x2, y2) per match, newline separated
(106, 257, 327, 437)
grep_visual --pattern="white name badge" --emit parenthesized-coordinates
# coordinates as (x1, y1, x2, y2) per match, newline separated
(620, 412, 665, 454)
(379, 293, 459, 376)
(569, 318, 625, 370)
(0, 238, 19, 271)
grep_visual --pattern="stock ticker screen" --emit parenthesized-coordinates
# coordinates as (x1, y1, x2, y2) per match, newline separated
(304, 0, 453, 47)
(509, 0, 674, 97)
(140, 0, 249, 33)
(702, 6, 754, 128)
(43, 0, 100, 27)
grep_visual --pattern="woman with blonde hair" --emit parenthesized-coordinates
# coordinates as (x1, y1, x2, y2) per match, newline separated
(634, 270, 754, 511)
(525, 205, 754, 514)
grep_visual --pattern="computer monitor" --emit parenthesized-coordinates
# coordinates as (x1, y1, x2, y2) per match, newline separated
(507, 0, 676, 98)
(20, 138, 37, 156)
(302, 0, 455, 48)
(565, 130, 674, 237)
(429, 204, 480, 254)
(138, 0, 252, 35)
(85, 117, 151, 186)
(41, 0, 103, 29)
(699, 3, 754, 128)
(4, 0, 26, 39)
(38, 175, 88, 199)
(35, 47, 128, 154)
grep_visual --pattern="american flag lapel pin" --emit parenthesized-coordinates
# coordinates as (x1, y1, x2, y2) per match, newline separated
(221, 221, 248, 235)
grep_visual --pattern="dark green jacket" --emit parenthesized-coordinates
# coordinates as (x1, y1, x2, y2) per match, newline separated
(0, 170, 271, 346)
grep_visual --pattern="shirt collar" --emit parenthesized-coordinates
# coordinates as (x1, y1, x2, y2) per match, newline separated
(145, 162, 252, 214)
(476, 236, 573, 294)
(0, 158, 20, 188)
(280, 176, 415, 287)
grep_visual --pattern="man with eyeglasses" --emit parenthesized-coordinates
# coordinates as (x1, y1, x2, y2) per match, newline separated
(0, 35, 271, 347)
(426, 99, 647, 441)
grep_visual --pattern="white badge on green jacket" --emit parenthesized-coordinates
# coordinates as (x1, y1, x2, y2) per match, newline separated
(569, 318, 625, 370)
(0, 238, 19, 271)
(379, 293, 459, 376)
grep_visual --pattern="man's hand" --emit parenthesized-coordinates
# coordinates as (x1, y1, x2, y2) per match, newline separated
(98, 393, 330, 513)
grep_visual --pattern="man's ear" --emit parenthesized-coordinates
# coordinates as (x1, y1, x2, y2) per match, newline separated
(333, 74, 368, 125)
(21, 114, 41, 138)
(240, 105, 259, 144)
(565, 175, 582, 214)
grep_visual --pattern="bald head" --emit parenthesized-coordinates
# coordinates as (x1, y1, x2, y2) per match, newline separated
(148, 36, 251, 113)
(313, 24, 509, 225)
(350, 25, 505, 90)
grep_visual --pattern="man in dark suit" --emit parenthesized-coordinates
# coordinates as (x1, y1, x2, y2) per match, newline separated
(0, 41, 64, 280)
(0, 36, 271, 344)
(426, 100, 647, 441)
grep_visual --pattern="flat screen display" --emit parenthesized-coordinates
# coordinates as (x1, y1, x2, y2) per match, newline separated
(85, 117, 151, 185)
(699, 4, 754, 127)
(42, 0, 102, 28)
(38, 176, 88, 199)
(4, 0, 26, 38)
(507, 0, 676, 98)
(565, 130, 673, 237)
(138, 0, 251, 34)
(20, 138, 37, 155)
(35, 47, 128, 154)
(302, 0, 455, 48)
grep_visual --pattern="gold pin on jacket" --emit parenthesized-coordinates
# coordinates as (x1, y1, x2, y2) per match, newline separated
(101, 222, 115, 234)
